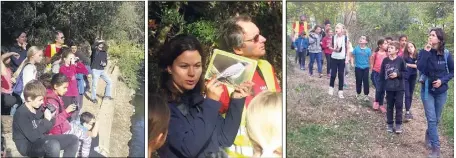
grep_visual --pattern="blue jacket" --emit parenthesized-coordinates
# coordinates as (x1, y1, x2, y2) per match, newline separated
(158, 92, 245, 158)
(294, 36, 309, 53)
(417, 48, 454, 95)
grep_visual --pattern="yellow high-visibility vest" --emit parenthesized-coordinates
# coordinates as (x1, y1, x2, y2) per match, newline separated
(225, 59, 278, 157)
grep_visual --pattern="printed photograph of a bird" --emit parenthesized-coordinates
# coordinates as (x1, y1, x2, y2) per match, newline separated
(216, 61, 250, 85)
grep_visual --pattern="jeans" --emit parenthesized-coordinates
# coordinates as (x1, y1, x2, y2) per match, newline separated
(297, 49, 306, 69)
(404, 74, 417, 111)
(371, 71, 385, 105)
(329, 58, 345, 90)
(421, 89, 447, 148)
(92, 69, 112, 100)
(386, 91, 404, 125)
(325, 54, 331, 75)
(355, 67, 369, 95)
(16, 134, 79, 157)
(309, 52, 322, 75)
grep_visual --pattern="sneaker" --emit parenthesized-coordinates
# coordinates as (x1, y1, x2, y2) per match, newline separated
(372, 102, 379, 110)
(104, 96, 114, 100)
(379, 105, 386, 113)
(405, 111, 413, 122)
(328, 87, 334, 96)
(338, 91, 344, 99)
(428, 147, 441, 158)
(387, 124, 394, 133)
(91, 99, 98, 104)
(395, 124, 403, 134)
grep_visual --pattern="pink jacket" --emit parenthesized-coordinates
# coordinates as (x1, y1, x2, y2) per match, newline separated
(321, 36, 332, 55)
(45, 89, 71, 135)
(59, 62, 88, 96)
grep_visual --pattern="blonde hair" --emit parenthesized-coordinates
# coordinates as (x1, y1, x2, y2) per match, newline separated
(245, 91, 282, 157)
(26, 46, 43, 62)
(12, 46, 43, 82)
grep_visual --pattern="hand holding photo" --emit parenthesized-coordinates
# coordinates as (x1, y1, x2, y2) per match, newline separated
(205, 49, 258, 88)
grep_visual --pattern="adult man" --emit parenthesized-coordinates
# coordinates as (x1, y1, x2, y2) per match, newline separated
(218, 15, 282, 157)
(44, 30, 66, 70)
(291, 15, 312, 64)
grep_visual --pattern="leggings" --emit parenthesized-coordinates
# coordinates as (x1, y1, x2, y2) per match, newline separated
(355, 67, 370, 95)
(329, 58, 345, 90)
(325, 54, 331, 74)
(404, 74, 417, 111)
(17, 134, 79, 157)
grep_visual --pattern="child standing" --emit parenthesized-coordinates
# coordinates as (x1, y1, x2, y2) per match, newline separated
(351, 36, 372, 101)
(245, 91, 282, 158)
(379, 41, 406, 134)
(328, 23, 350, 98)
(321, 29, 333, 78)
(293, 32, 309, 70)
(403, 42, 418, 122)
(371, 39, 389, 113)
(308, 25, 323, 77)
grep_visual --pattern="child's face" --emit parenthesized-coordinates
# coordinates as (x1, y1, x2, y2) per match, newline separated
(328, 30, 333, 36)
(335, 26, 342, 35)
(64, 53, 75, 65)
(400, 37, 407, 48)
(380, 42, 388, 51)
(29, 96, 44, 109)
(54, 82, 69, 96)
(32, 50, 43, 63)
(358, 36, 367, 44)
(388, 45, 398, 55)
(83, 118, 96, 130)
(407, 43, 416, 55)
(71, 46, 77, 54)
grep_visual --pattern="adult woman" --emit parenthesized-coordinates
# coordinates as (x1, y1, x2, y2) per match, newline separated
(417, 28, 453, 157)
(157, 35, 253, 158)
(9, 30, 29, 73)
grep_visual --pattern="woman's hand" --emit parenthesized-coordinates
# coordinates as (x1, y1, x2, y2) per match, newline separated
(424, 41, 432, 52)
(205, 76, 224, 101)
(432, 79, 442, 88)
(232, 81, 254, 99)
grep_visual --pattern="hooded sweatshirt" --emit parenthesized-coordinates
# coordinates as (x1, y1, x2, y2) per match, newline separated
(308, 32, 322, 53)
(59, 62, 88, 97)
(45, 89, 72, 135)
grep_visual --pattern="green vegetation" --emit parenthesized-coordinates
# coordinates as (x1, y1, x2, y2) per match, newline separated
(1, 1, 145, 89)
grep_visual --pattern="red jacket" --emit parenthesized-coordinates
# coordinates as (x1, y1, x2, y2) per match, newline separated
(45, 89, 71, 135)
(321, 36, 333, 55)
(59, 62, 88, 96)
(218, 66, 281, 113)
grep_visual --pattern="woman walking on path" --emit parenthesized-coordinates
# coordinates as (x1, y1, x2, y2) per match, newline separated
(417, 28, 453, 157)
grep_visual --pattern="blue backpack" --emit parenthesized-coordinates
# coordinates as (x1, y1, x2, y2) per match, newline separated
(13, 63, 31, 95)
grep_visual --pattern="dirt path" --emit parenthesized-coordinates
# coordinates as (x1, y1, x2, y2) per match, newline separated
(1, 63, 135, 157)
(286, 54, 454, 157)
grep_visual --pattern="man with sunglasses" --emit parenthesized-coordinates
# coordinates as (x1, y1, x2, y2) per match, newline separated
(44, 30, 66, 70)
(217, 15, 282, 158)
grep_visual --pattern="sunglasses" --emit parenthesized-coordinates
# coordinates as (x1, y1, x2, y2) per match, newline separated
(244, 34, 260, 43)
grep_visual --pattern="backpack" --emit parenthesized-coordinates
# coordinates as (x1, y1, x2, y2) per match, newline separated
(444, 49, 449, 73)
(12, 63, 31, 95)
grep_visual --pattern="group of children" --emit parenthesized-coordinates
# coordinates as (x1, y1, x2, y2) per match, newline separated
(0, 30, 111, 157)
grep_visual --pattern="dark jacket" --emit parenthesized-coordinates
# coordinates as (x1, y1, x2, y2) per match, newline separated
(9, 44, 28, 72)
(75, 51, 90, 65)
(379, 56, 406, 92)
(12, 104, 55, 156)
(293, 36, 309, 53)
(91, 50, 108, 70)
(404, 56, 418, 79)
(158, 91, 245, 158)
(417, 48, 454, 95)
